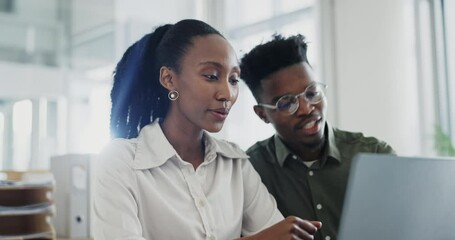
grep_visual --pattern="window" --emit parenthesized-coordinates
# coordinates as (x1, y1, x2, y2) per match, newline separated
(0, 113, 4, 169)
(216, 0, 317, 150)
(0, 98, 63, 170)
(0, 0, 14, 13)
(12, 99, 32, 170)
(415, 0, 454, 156)
(443, 0, 455, 150)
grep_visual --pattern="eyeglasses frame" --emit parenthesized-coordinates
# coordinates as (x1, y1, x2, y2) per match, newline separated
(257, 82, 328, 115)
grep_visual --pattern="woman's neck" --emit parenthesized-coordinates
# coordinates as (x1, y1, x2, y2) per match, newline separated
(161, 117, 205, 169)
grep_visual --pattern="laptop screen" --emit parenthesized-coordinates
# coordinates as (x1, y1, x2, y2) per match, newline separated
(338, 153, 455, 240)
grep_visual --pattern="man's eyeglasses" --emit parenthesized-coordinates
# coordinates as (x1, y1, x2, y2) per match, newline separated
(257, 82, 327, 115)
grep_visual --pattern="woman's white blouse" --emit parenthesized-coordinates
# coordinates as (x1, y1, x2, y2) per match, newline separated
(94, 121, 283, 240)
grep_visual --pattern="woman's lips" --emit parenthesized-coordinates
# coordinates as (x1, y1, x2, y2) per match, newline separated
(210, 109, 229, 121)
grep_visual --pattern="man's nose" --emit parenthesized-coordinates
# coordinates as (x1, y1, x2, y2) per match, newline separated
(295, 96, 314, 115)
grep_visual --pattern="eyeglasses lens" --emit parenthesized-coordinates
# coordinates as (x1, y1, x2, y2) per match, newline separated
(276, 84, 323, 114)
(304, 85, 322, 103)
(276, 96, 298, 113)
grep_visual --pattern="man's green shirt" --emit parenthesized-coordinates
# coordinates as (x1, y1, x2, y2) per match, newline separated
(246, 123, 395, 240)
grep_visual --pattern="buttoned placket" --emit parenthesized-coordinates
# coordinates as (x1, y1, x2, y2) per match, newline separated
(292, 155, 321, 238)
(180, 160, 217, 240)
(305, 161, 332, 240)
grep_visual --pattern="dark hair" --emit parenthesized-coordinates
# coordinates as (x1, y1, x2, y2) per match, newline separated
(110, 19, 222, 138)
(239, 34, 309, 101)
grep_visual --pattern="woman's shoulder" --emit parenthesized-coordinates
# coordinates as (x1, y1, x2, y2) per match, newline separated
(96, 138, 138, 171)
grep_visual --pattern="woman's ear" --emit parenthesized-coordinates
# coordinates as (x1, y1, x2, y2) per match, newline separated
(159, 66, 175, 90)
(253, 105, 270, 124)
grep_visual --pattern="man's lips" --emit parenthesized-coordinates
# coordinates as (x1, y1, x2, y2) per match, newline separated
(295, 115, 322, 130)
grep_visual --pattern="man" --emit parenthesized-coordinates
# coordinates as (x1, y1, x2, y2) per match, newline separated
(239, 34, 395, 240)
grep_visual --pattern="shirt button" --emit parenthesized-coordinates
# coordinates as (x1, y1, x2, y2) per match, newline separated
(198, 199, 205, 207)
(292, 155, 297, 159)
(208, 235, 216, 240)
(316, 204, 322, 210)
(309, 170, 314, 176)
(325, 236, 331, 240)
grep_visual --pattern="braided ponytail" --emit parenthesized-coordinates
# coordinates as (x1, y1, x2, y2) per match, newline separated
(110, 25, 172, 138)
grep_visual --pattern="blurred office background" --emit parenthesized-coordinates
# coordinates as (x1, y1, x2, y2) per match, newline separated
(0, 0, 453, 171)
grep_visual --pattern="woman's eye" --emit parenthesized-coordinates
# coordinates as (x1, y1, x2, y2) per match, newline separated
(230, 78, 240, 85)
(203, 74, 218, 81)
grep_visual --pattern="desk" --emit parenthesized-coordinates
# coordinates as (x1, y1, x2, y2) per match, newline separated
(58, 238, 93, 240)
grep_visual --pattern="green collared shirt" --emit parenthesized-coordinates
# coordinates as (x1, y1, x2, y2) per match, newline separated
(246, 123, 395, 240)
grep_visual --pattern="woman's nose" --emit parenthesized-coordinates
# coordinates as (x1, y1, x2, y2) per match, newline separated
(217, 81, 237, 104)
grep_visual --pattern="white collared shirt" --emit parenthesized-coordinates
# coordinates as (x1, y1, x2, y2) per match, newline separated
(94, 121, 283, 240)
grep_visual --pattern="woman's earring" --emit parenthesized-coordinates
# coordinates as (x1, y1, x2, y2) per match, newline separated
(168, 90, 179, 101)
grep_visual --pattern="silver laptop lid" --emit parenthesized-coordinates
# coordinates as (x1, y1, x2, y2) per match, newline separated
(338, 153, 455, 240)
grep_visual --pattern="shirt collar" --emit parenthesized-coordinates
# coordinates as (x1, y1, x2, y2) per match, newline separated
(274, 134, 290, 167)
(273, 122, 342, 167)
(132, 120, 248, 170)
(203, 131, 249, 160)
(326, 122, 342, 162)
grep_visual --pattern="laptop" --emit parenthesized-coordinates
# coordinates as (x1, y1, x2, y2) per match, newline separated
(338, 153, 455, 240)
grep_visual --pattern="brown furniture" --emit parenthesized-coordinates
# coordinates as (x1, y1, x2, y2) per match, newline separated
(0, 171, 56, 240)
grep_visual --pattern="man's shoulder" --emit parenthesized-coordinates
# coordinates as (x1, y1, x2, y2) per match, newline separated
(246, 138, 269, 153)
(332, 127, 395, 154)
(334, 128, 382, 144)
(246, 136, 276, 164)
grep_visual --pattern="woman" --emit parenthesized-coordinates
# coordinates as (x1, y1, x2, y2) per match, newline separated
(94, 19, 321, 240)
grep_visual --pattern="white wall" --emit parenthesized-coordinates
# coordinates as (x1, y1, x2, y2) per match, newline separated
(114, 0, 200, 24)
(114, 0, 201, 43)
(71, 0, 115, 35)
(13, 0, 58, 22)
(0, 0, 428, 159)
(0, 0, 61, 58)
(329, 0, 421, 155)
(0, 61, 65, 98)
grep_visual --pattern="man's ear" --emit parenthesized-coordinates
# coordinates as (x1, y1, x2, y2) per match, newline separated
(253, 105, 270, 123)
(159, 66, 175, 90)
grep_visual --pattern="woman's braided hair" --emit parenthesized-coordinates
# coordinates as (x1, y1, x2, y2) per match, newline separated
(110, 19, 222, 138)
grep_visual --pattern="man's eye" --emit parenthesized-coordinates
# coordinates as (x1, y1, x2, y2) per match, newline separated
(277, 101, 293, 110)
(305, 91, 319, 99)
(203, 74, 218, 81)
(276, 96, 295, 109)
